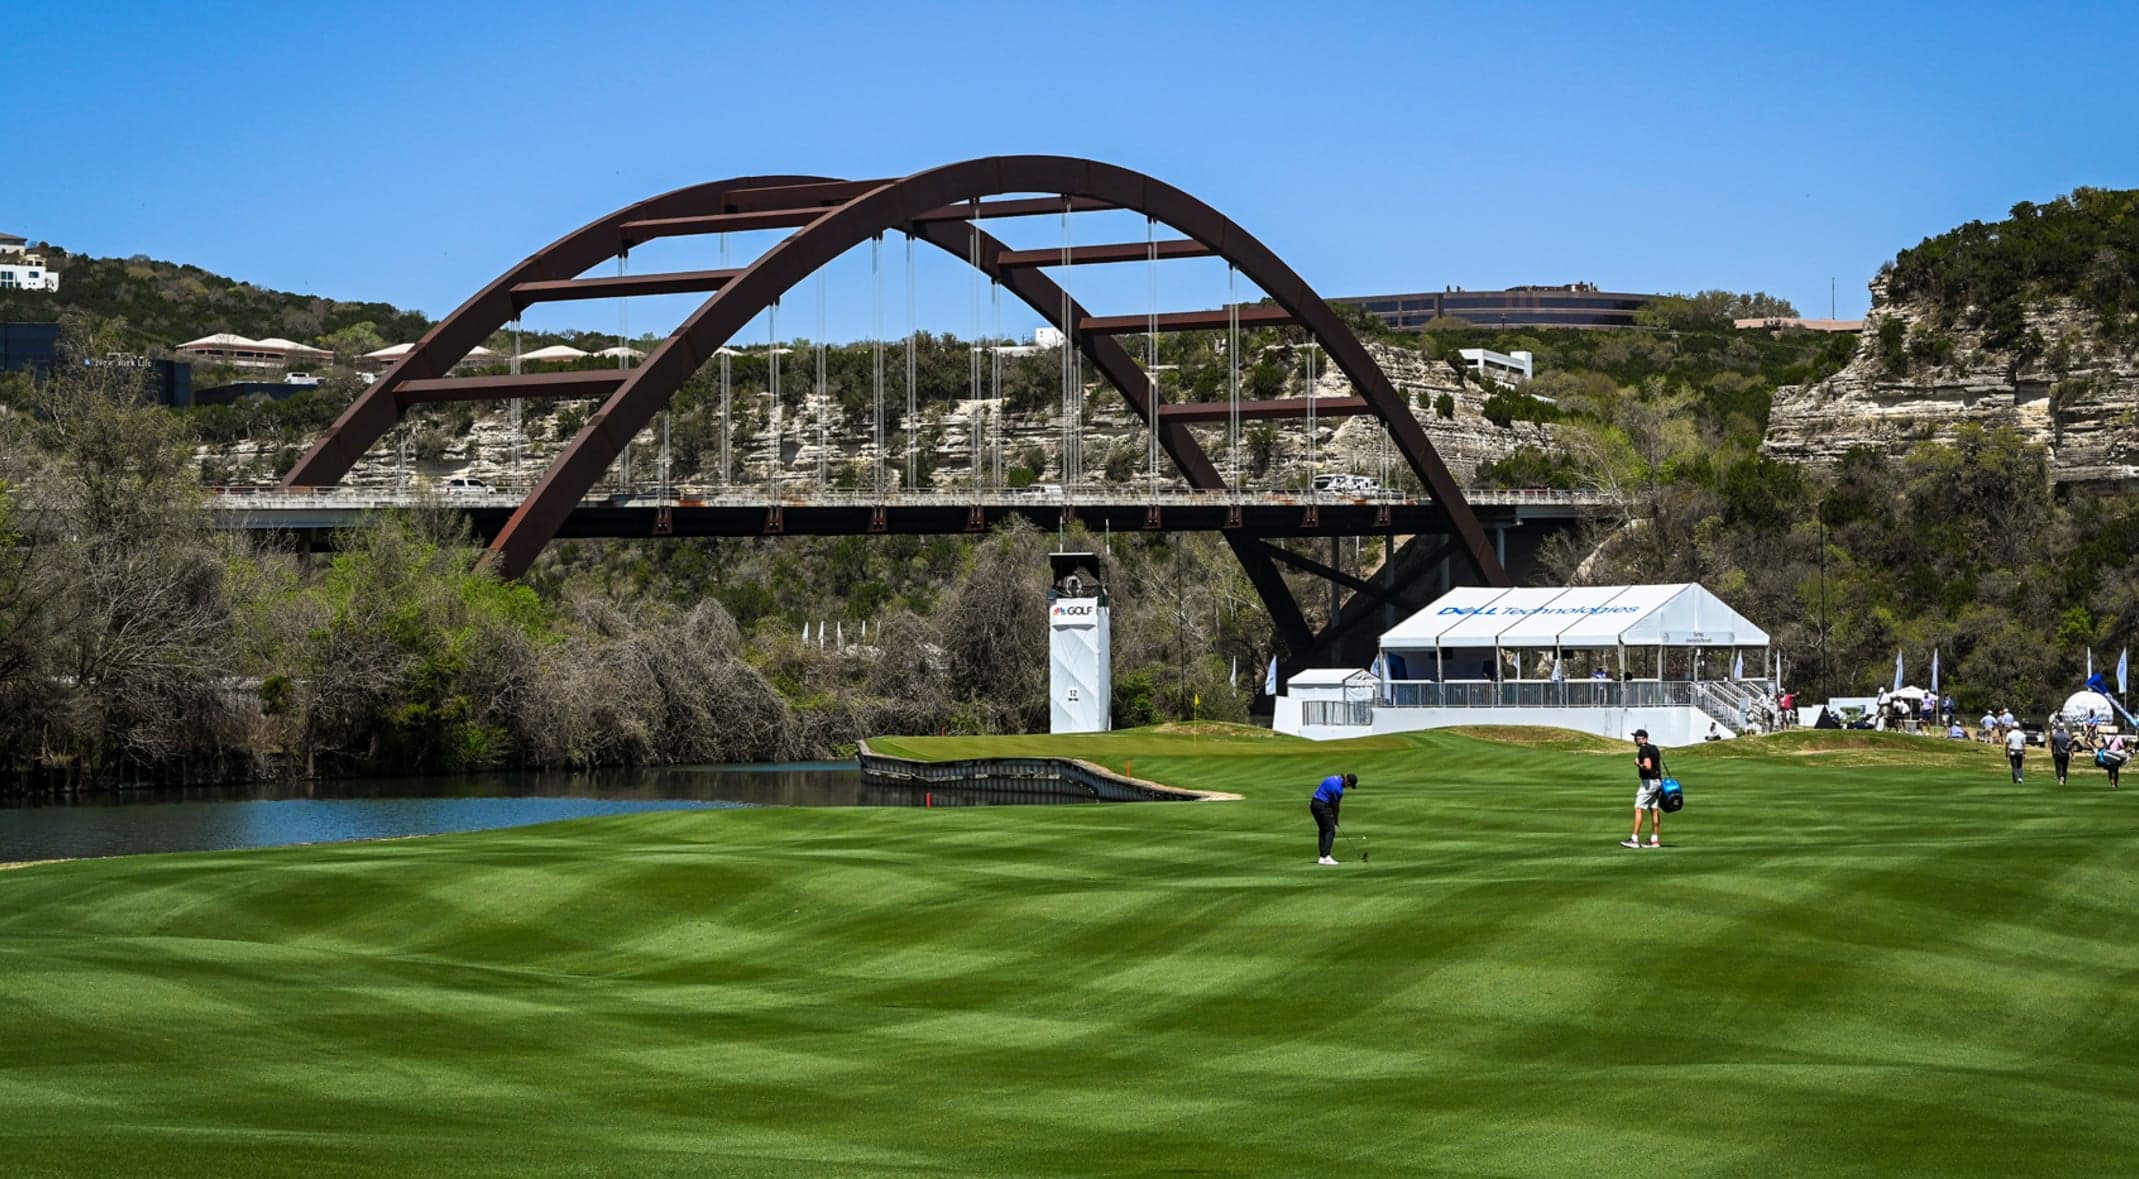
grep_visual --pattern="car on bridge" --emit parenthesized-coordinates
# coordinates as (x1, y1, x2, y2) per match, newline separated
(1312, 473, 1379, 494)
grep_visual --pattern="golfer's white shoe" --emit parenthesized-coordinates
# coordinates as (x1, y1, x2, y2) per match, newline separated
(1646, 839, 1661, 848)
(1317, 855, 1339, 865)
(1619, 838, 1642, 849)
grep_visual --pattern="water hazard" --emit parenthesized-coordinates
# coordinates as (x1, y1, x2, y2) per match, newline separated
(0, 762, 1090, 862)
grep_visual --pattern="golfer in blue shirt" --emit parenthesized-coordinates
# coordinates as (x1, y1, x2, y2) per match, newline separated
(1310, 773, 1356, 865)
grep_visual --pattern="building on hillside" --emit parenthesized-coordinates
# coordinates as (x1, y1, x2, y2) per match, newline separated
(2, 322, 191, 403)
(1733, 316, 1864, 332)
(992, 326, 1066, 358)
(1456, 347, 1534, 386)
(0, 233, 59, 292)
(517, 344, 591, 364)
(360, 343, 502, 373)
(174, 333, 332, 369)
(0, 321, 60, 374)
(1333, 283, 1659, 331)
(1274, 582, 1773, 745)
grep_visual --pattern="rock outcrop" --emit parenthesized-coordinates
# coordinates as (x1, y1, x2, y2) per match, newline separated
(1764, 277, 2139, 487)
(215, 341, 1554, 493)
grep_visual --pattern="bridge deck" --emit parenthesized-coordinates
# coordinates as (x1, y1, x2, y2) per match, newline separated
(206, 488, 1613, 542)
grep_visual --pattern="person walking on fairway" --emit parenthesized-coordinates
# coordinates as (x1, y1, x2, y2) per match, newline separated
(1309, 772, 1356, 865)
(2050, 722, 2074, 786)
(2005, 723, 2028, 783)
(1623, 729, 1664, 849)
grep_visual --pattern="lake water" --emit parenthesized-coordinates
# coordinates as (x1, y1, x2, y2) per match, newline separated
(0, 762, 1089, 862)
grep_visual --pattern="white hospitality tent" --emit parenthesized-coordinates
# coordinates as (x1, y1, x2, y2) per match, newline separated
(1379, 583, 1770, 683)
(519, 344, 591, 363)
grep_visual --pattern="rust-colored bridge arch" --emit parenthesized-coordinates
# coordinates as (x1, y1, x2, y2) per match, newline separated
(284, 155, 1510, 653)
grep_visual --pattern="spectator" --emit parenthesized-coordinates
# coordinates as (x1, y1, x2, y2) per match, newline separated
(2000, 706, 2018, 732)
(1920, 695, 1936, 730)
(1705, 721, 1724, 742)
(2050, 722, 2075, 786)
(1947, 722, 1967, 740)
(1941, 694, 1956, 726)
(2005, 724, 2028, 784)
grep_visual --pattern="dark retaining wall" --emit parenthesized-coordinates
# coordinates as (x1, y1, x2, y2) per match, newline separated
(857, 742, 1237, 802)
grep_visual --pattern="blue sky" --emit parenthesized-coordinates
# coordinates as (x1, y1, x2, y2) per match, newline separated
(13, 0, 2138, 341)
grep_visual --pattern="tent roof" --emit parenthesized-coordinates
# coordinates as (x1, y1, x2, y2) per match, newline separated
(1380, 583, 1769, 650)
(520, 345, 590, 361)
(592, 346, 643, 359)
(1287, 668, 1374, 688)
(364, 343, 413, 359)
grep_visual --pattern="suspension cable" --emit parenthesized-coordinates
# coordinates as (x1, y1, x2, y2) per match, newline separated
(1060, 198, 1074, 498)
(1146, 215, 1160, 499)
(618, 248, 631, 492)
(1228, 264, 1241, 499)
(905, 232, 917, 490)
(871, 233, 885, 495)
(1305, 343, 1318, 497)
(970, 224, 984, 497)
(816, 271, 828, 490)
(768, 298, 780, 501)
(991, 274, 1003, 487)
(719, 233, 731, 487)
(510, 313, 523, 488)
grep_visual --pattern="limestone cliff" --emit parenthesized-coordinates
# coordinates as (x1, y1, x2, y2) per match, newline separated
(1764, 277, 2139, 487)
(215, 341, 1553, 493)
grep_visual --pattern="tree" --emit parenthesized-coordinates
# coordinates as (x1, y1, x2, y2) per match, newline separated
(19, 322, 250, 780)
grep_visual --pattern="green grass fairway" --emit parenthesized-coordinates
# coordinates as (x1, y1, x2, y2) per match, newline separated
(5, 728, 2137, 1175)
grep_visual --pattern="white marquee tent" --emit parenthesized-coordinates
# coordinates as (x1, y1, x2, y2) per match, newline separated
(1380, 583, 1770, 681)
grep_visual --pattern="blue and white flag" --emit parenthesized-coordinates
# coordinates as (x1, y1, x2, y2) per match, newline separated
(1893, 650, 1904, 692)
(802, 622, 810, 643)
(1732, 651, 1744, 681)
(1263, 655, 1278, 697)
(1229, 656, 1238, 689)
(2121, 647, 2130, 696)
(1930, 648, 1940, 693)
(2087, 648, 2094, 681)
(1372, 652, 1391, 700)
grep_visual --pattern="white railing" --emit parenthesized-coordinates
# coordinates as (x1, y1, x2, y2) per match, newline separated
(1382, 678, 1773, 711)
(1302, 699, 1375, 727)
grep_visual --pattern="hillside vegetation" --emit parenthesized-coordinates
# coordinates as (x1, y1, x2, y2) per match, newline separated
(1886, 186, 2139, 354)
(0, 247, 433, 353)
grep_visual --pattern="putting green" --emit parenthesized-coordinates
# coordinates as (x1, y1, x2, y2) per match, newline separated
(3, 728, 2135, 1175)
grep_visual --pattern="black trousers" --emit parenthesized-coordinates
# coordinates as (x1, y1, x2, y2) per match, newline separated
(2054, 751, 2071, 779)
(2009, 751, 2025, 782)
(1310, 799, 1338, 857)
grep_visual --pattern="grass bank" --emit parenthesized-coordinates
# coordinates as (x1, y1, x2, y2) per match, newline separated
(2, 727, 2134, 1174)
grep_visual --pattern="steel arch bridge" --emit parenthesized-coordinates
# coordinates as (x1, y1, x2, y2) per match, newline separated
(283, 155, 1512, 657)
